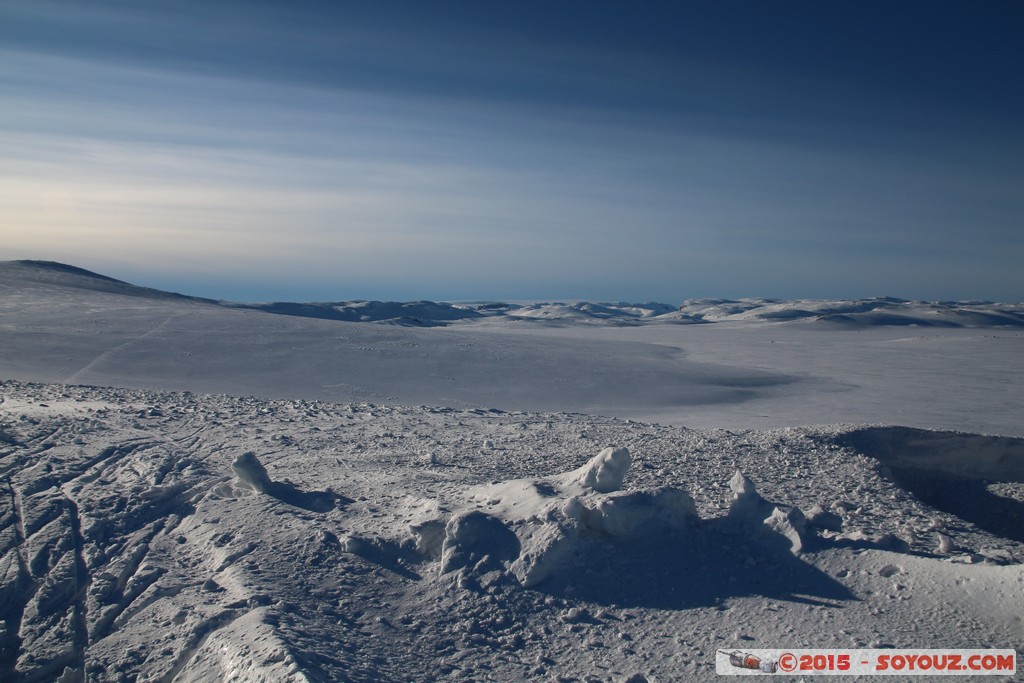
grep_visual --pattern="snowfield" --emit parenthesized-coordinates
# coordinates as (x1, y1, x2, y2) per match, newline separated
(1, 260, 1021, 436)
(1, 261, 1022, 681)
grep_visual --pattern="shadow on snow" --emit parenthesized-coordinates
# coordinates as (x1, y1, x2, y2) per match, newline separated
(533, 522, 855, 610)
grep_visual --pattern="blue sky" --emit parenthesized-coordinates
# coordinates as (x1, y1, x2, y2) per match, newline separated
(2, 1, 1022, 302)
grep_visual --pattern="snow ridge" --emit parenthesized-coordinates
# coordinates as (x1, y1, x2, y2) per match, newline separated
(2, 261, 1021, 328)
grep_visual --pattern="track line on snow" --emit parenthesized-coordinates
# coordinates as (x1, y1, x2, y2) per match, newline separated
(62, 440, 158, 487)
(157, 609, 248, 683)
(88, 518, 169, 643)
(111, 583, 183, 634)
(64, 314, 181, 384)
(0, 483, 32, 680)
(59, 488, 90, 676)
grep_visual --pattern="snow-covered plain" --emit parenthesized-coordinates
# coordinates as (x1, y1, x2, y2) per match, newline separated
(2, 261, 1021, 436)
(1, 260, 1022, 681)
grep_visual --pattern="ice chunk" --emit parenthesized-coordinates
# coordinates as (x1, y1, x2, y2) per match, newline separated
(410, 519, 446, 560)
(764, 506, 808, 554)
(937, 533, 954, 554)
(231, 452, 273, 493)
(572, 446, 631, 493)
(440, 511, 519, 575)
(729, 469, 756, 496)
(510, 521, 580, 588)
(727, 469, 772, 524)
(581, 488, 697, 537)
(727, 471, 808, 551)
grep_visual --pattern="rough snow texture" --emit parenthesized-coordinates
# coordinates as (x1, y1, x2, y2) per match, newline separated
(1, 380, 1022, 681)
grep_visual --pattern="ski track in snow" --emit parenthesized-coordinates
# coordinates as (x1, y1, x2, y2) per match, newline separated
(63, 314, 182, 386)
(1, 380, 1022, 682)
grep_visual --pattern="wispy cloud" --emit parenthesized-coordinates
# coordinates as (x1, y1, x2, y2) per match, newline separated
(2, 2, 1022, 301)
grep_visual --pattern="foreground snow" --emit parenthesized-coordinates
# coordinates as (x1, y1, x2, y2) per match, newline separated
(1, 380, 1022, 681)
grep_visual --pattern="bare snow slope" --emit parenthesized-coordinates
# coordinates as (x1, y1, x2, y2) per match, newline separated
(1, 260, 1022, 435)
(1, 381, 1022, 682)
(0, 261, 795, 425)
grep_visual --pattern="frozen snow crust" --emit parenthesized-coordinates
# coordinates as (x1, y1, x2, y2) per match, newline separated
(1, 380, 1022, 682)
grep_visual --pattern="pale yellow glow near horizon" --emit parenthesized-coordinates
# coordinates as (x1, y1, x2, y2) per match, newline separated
(0, 167, 534, 279)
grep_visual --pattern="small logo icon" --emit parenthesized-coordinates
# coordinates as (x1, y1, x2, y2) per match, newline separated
(725, 650, 778, 674)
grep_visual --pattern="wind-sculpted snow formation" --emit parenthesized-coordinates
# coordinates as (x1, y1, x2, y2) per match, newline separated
(1, 380, 1022, 681)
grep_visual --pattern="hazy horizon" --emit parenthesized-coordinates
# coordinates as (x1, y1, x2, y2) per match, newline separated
(3, 1, 1022, 302)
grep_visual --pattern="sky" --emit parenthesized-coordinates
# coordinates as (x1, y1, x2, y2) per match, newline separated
(2, 0, 1022, 303)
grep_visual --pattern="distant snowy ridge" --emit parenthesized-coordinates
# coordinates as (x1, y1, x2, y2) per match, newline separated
(0, 260, 217, 304)
(2, 260, 1022, 328)
(231, 297, 1024, 328)
(226, 299, 483, 327)
(225, 299, 682, 327)
(676, 296, 1024, 328)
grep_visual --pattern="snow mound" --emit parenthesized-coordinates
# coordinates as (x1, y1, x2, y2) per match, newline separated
(423, 449, 824, 588)
(567, 445, 631, 493)
(0, 260, 215, 303)
(436, 446, 701, 587)
(504, 484, 701, 588)
(574, 488, 697, 537)
(231, 452, 274, 493)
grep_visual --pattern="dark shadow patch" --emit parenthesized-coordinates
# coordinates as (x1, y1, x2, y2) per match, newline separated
(342, 535, 421, 580)
(0, 427, 19, 446)
(887, 473, 1024, 543)
(533, 522, 854, 610)
(266, 481, 352, 513)
(836, 427, 1024, 542)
